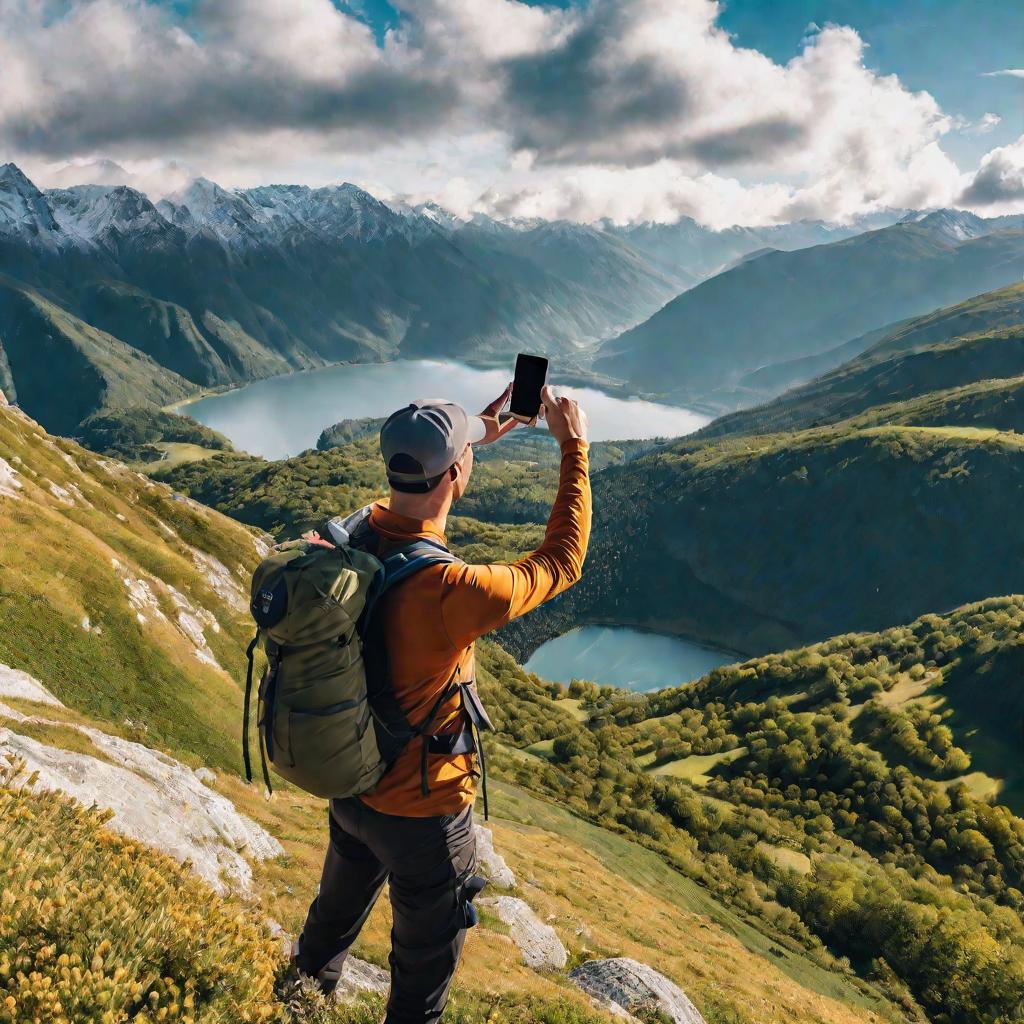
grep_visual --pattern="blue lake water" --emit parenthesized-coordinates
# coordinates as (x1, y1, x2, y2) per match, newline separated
(524, 625, 735, 693)
(184, 359, 709, 459)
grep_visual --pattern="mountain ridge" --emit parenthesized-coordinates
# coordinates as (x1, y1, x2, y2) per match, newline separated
(596, 217, 1024, 409)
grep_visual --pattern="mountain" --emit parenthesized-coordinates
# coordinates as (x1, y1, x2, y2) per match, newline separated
(0, 277, 190, 435)
(450, 218, 688, 338)
(0, 164, 694, 440)
(0, 398, 899, 1024)
(606, 210, 902, 284)
(596, 213, 1024, 409)
(701, 282, 1024, 439)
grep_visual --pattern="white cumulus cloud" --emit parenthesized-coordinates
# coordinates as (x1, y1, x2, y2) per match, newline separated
(959, 135, 1024, 212)
(0, 0, 1013, 224)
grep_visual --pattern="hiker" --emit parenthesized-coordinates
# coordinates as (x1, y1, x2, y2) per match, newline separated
(291, 383, 591, 1021)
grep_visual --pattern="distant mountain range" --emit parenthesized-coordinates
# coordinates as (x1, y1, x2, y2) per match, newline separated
(597, 209, 1024, 410)
(0, 160, 903, 437)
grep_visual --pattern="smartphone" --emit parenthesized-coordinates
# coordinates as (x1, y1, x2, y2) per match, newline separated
(509, 354, 548, 423)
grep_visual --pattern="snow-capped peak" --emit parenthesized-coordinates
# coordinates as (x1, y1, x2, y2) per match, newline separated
(0, 163, 61, 240)
(900, 208, 987, 243)
(157, 177, 271, 248)
(47, 184, 168, 243)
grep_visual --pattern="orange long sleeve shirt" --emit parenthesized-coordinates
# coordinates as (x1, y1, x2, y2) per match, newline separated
(360, 437, 591, 817)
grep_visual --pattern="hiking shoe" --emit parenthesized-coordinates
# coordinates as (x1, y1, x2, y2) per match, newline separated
(285, 939, 344, 998)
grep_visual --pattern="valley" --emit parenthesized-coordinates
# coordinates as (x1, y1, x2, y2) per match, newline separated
(0, 163, 914, 448)
(0, 398, 899, 1024)
(5, 167, 1024, 1024)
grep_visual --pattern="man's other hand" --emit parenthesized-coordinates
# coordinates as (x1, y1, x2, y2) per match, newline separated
(541, 385, 589, 446)
(475, 382, 520, 445)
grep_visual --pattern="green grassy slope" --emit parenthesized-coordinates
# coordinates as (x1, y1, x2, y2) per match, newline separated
(0, 400, 263, 768)
(0, 278, 190, 435)
(703, 282, 1024, 439)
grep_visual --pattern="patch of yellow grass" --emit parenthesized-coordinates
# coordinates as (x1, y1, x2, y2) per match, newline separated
(648, 747, 748, 785)
(756, 842, 812, 875)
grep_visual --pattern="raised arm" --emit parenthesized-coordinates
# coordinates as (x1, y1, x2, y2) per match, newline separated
(440, 389, 592, 649)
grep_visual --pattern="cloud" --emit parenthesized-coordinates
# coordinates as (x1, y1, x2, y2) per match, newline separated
(0, 0, 997, 225)
(982, 69, 1024, 79)
(959, 135, 1024, 210)
(968, 113, 1003, 135)
(0, 0, 457, 159)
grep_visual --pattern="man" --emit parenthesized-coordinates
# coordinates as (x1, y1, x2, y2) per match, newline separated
(292, 383, 591, 1022)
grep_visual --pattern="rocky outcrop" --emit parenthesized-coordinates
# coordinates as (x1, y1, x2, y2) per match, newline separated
(474, 823, 516, 887)
(0, 456, 23, 499)
(0, 664, 282, 893)
(570, 958, 707, 1024)
(0, 664, 62, 706)
(481, 895, 567, 970)
(335, 957, 390, 998)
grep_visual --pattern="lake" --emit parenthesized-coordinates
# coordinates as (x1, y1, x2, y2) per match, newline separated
(524, 625, 736, 693)
(184, 359, 710, 458)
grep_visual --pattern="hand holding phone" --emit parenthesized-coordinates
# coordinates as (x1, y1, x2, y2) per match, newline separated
(510, 353, 549, 423)
(541, 384, 589, 445)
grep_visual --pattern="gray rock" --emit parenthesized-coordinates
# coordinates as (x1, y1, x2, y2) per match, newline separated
(570, 958, 706, 1024)
(481, 895, 567, 970)
(334, 956, 390, 998)
(474, 823, 516, 887)
(0, 719, 282, 893)
(0, 663, 61, 706)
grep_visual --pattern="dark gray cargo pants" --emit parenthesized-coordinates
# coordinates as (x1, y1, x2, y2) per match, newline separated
(295, 796, 480, 1023)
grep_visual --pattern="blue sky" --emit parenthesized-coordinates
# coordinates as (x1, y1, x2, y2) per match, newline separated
(3, 0, 1023, 226)
(717, 0, 1022, 164)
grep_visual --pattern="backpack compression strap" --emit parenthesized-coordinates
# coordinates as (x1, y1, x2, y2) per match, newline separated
(243, 631, 273, 795)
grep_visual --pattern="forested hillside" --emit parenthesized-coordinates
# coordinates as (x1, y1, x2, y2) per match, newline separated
(504, 423, 1024, 658)
(493, 597, 1024, 1023)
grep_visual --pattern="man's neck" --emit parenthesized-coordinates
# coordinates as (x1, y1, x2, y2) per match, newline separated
(385, 488, 453, 531)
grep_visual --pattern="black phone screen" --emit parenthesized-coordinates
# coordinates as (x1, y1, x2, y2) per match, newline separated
(510, 354, 548, 419)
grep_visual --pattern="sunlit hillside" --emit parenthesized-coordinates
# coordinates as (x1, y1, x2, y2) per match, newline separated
(0, 400, 898, 1023)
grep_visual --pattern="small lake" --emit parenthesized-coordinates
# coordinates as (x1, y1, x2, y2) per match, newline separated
(184, 359, 709, 459)
(524, 625, 736, 693)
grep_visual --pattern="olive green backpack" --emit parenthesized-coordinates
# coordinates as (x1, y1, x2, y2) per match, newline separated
(242, 505, 490, 805)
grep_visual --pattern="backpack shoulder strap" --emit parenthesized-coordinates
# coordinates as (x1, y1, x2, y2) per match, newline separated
(379, 539, 458, 595)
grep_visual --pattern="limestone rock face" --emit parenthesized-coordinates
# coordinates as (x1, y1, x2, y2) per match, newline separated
(474, 823, 516, 887)
(569, 958, 707, 1024)
(334, 956, 390, 998)
(481, 895, 567, 970)
(0, 664, 62, 706)
(0, 662, 282, 893)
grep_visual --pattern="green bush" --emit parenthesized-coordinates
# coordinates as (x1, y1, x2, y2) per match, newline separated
(0, 761, 279, 1024)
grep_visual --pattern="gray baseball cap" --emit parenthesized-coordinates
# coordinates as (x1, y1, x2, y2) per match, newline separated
(380, 399, 487, 491)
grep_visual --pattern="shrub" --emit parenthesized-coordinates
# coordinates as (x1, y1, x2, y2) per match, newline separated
(0, 760, 279, 1023)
